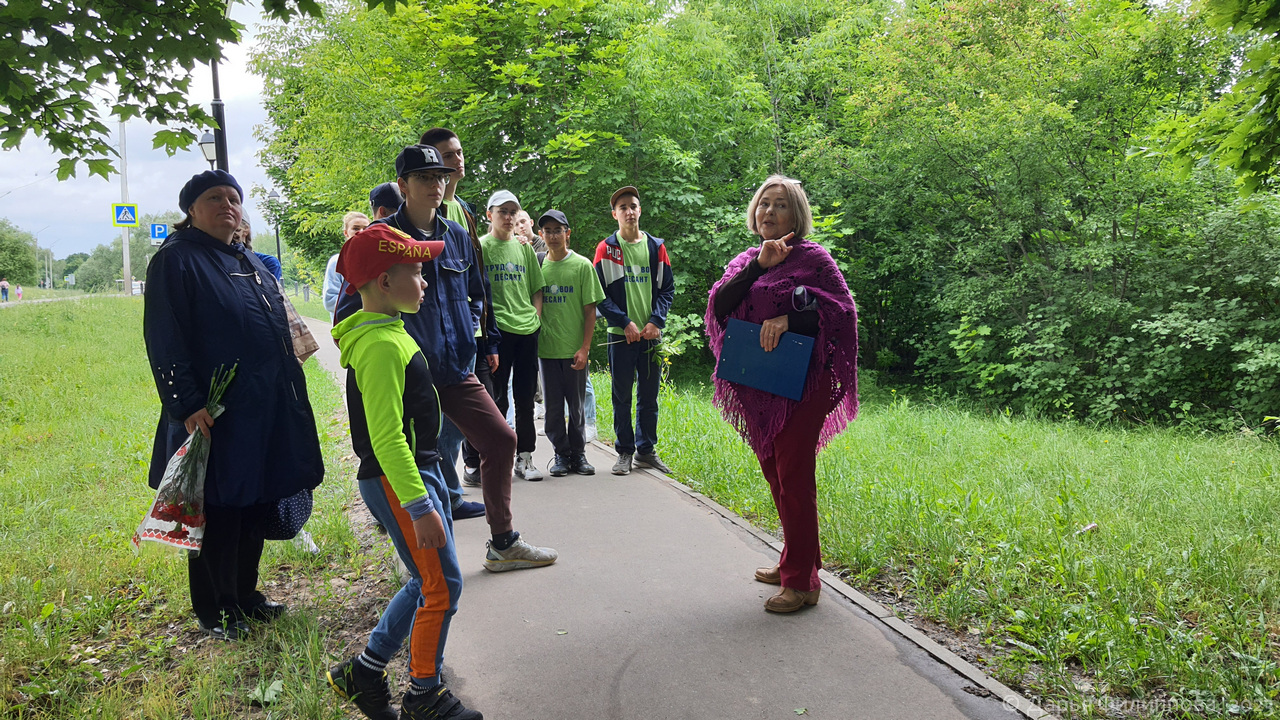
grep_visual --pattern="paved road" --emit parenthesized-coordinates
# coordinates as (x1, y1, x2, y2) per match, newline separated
(303, 316, 1046, 720)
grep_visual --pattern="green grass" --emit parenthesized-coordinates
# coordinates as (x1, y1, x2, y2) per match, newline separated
(592, 374, 1280, 717)
(282, 287, 329, 323)
(0, 298, 368, 718)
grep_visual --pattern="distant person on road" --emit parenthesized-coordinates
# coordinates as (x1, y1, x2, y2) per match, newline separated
(536, 209, 604, 477)
(0, 277, 8, 302)
(325, 183, 400, 316)
(335, 144, 557, 572)
(14, 284, 21, 300)
(593, 186, 675, 476)
(144, 170, 324, 639)
(705, 174, 859, 614)
(327, 222, 482, 720)
(233, 218, 283, 282)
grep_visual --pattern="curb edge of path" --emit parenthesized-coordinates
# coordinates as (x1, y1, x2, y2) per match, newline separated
(601, 441, 1060, 720)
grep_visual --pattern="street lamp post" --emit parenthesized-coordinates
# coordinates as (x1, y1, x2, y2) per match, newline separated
(268, 189, 283, 263)
(210, 61, 228, 172)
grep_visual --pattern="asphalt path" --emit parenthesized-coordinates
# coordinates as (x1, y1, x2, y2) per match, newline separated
(303, 315, 1048, 720)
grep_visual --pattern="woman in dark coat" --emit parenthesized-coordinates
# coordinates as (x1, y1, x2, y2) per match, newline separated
(144, 170, 324, 640)
(705, 174, 859, 613)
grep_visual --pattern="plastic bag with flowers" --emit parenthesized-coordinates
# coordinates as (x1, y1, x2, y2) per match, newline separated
(131, 365, 236, 556)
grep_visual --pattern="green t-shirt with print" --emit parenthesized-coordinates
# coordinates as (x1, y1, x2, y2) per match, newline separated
(539, 250, 606, 359)
(442, 199, 468, 229)
(607, 234, 653, 335)
(480, 233, 544, 336)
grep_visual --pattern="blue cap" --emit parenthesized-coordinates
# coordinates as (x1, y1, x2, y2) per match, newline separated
(537, 209, 569, 228)
(179, 170, 243, 214)
(369, 182, 403, 213)
(395, 144, 454, 178)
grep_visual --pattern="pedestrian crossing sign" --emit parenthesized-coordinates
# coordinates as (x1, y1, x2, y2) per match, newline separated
(112, 204, 138, 227)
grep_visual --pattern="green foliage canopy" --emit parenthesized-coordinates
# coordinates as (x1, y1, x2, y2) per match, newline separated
(0, 219, 38, 284)
(255, 0, 1280, 430)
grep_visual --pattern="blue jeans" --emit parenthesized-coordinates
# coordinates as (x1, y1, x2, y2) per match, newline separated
(607, 338, 660, 456)
(359, 466, 462, 687)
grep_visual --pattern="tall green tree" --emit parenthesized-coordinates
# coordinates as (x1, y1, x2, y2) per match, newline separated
(0, 219, 38, 284)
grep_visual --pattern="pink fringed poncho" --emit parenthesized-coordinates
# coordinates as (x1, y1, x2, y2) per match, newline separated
(704, 239, 859, 458)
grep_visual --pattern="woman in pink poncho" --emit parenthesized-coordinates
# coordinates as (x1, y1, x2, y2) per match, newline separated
(705, 175, 859, 613)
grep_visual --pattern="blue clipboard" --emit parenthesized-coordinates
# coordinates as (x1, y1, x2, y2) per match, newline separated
(715, 318, 815, 401)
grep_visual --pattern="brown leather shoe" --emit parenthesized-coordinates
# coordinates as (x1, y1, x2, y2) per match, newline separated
(754, 564, 781, 585)
(764, 586, 820, 613)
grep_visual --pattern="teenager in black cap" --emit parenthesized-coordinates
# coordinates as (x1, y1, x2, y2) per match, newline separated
(417, 127, 501, 500)
(334, 146, 556, 571)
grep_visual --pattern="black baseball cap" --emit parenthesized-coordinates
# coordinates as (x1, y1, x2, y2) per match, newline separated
(368, 182, 402, 213)
(537, 209, 570, 228)
(395, 144, 455, 178)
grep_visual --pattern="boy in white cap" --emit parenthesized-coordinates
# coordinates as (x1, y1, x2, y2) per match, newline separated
(480, 190, 546, 480)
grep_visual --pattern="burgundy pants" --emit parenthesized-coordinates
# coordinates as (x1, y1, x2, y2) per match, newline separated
(757, 376, 835, 592)
(437, 373, 516, 536)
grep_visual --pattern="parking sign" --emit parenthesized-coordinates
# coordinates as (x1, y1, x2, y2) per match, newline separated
(150, 223, 168, 246)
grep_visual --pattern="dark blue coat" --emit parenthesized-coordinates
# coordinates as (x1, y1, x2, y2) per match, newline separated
(144, 227, 324, 507)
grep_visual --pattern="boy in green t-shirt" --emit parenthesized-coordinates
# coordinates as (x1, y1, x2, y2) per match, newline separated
(327, 222, 482, 720)
(536, 209, 606, 476)
(480, 190, 546, 481)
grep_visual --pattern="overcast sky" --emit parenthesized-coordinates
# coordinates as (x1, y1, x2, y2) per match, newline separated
(0, 5, 274, 259)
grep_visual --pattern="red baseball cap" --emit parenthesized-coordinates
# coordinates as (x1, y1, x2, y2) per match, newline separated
(337, 224, 445, 295)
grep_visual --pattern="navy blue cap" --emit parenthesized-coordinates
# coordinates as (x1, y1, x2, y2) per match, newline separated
(179, 170, 242, 213)
(368, 182, 403, 213)
(395, 144, 455, 178)
(537, 209, 569, 228)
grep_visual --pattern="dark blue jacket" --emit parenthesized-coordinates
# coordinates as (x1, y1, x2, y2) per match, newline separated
(335, 206, 500, 386)
(593, 232, 676, 330)
(144, 227, 324, 507)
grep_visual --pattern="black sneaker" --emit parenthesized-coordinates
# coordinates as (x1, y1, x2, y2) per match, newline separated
(327, 656, 398, 720)
(572, 454, 595, 475)
(548, 455, 571, 477)
(400, 685, 482, 719)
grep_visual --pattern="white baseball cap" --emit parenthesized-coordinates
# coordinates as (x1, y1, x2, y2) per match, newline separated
(487, 190, 520, 209)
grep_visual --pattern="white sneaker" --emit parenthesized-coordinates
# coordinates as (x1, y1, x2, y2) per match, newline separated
(584, 424, 598, 442)
(534, 402, 545, 420)
(514, 452, 543, 481)
(484, 537, 558, 572)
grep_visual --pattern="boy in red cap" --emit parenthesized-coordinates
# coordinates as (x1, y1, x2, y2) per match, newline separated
(327, 223, 482, 720)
